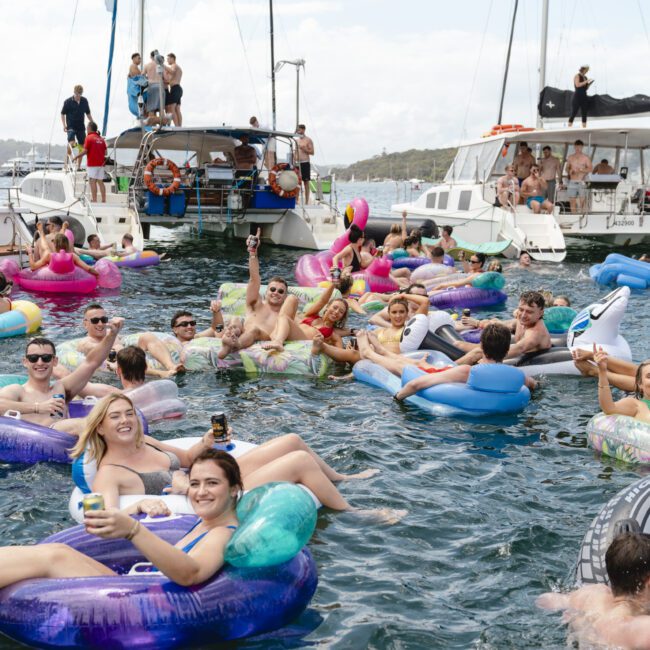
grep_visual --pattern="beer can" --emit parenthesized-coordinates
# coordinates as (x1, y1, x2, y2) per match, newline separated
(51, 393, 65, 418)
(82, 493, 105, 512)
(462, 309, 471, 318)
(331, 268, 341, 280)
(211, 412, 228, 443)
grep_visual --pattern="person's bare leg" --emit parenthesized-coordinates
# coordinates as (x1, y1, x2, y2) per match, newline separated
(98, 181, 106, 203)
(238, 433, 378, 481)
(138, 333, 185, 375)
(35, 222, 51, 257)
(176, 105, 182, 127)
(573, 348, 638, 376)
(312, 333, 359, 363)
(454, 347, 484, 365)
(263, 314, 309, 351)
(357, 331, 409, 376)
(570, 197, 577, 214)
(89, 179, 98, 202)
(0, 543, 114, 589)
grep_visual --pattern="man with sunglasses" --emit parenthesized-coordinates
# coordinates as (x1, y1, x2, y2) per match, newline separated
(520, 165, 554, 214)
(77, 304, 185, 377)
(0, 318, 123, 427)
(170, 304, 224, 345)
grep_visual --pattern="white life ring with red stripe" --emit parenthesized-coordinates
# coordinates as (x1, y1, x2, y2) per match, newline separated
(268, 163, 302, 199)
(143, 158, 181, 197)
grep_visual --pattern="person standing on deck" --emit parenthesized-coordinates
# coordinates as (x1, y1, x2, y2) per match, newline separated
(295, 124, 314, 204)
(61, 85, 93, 168)
(539, 146, 561, 205)
(143, 51, 167, 125)
(73, 122, 107, 203)
(568, 65, 594, 128)
(565, 139, 592, 214)
(164, 53, 183, 127)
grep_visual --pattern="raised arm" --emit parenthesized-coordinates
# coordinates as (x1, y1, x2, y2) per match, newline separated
(435, 273, 478, 290)
(401, 211, 408, 240)
(62, 317, 124, 399)
(595, 345, 638, 416)
(28, 248, 50, 271)
(332, 244, 352, 269)
(303, 283, 336, 318)
(245, 228, 262, 309)
(402, 293, 430, 315)
(196, 300, 223, 338)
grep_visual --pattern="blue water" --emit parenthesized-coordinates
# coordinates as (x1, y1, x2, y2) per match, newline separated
(0, 180, 647, 649)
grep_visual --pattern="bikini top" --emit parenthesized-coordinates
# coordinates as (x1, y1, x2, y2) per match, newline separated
(350, 248, 362, 273)
(376, 326, 404, 346)
(180, 520, 238, 554)
(103, 444, 181, 495)
(301, 315, 334, 338)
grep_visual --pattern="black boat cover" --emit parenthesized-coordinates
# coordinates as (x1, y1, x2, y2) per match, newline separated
(538, 86, 650, 119)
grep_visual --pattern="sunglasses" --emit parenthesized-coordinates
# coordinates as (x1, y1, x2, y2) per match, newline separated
(470, 259, 481, 264)
(268, 287, 286, 294)
(86, 316, 109, 324)
(25, 353, 54, 363)
(175, 320, 196, 327)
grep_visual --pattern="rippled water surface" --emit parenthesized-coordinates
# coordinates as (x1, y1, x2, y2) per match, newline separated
(0, 181, 647, 649)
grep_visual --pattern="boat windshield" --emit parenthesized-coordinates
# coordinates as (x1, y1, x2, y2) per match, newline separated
(444, 139, 504, 184)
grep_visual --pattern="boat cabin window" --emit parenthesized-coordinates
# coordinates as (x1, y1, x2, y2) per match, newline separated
(589, 147, 618, 174)
(458, 190, 472, 211)
(426, 192, 437, 209)
(43, 179, 65, 203)
(20, 178, 42, 197)
(438, 192, 449, 209)
(618, 149, 642, 182)
(444, 139, 503, 184)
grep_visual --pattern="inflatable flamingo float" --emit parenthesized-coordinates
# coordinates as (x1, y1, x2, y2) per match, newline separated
(295, 198, 398, 293)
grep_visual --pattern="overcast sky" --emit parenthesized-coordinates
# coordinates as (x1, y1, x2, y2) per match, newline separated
(2, 0, 650, 164)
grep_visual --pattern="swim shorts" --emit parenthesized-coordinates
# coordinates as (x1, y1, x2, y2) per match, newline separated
(165, 84, 183, 105)
(526, 196, 544, 209)
(567, 180, 585, 198)
(87, 166, 105, 181)
(67, 126, 86, 144)
(146, 83, 162, 112)
(300, 161, 311, 183)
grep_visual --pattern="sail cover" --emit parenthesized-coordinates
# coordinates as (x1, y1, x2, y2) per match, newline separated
(538, 86, 650, 120)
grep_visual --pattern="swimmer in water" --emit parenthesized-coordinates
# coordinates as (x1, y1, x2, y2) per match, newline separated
(537, 532, 650, 649)
(552, 295, 571, 307)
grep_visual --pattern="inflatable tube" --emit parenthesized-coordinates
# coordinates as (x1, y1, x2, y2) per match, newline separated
(543, 306, 577, 334)
(331, 197, 369, 254)
(69, 437, 258, 522)
(391, 256, 431, 270)
(587, 413, 650, 464)
(400, 312, 465, 360)
(0, 515, 317, 649)
(410, 263, 454, 281)
(0, 300, 42, 338)
(108, 250, 161, 268)
(429, 287, 507, 309)
(471, 271, 505, 290)
(504, 347, 577, 376)
(125, 379, 187, 422)
(353, 353, 529, 416)
(590, 253, 650, 289)
(576, 475, 650, 585)
(567, 287, 632, 360)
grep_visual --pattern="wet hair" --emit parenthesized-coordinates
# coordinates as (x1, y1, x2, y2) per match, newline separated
(338, 275, 353, 295)
(634, 360, 650, 399)
(25, 337, 56, 356)
(87, 234, 99, 245)
(389, 223, 402, 235)
(70, 394, 142, 463)
(171, 310, 193, 328)
(268, 276, 288, 289)
(520, 251, 531, 259)
(519, 290, 545, 310)
(84, 303, 104, 315)
(605, 532, 650, 597)
(430, 246, 445, 259)
(553, 294, 571, 306)
(117, 346, 146, 384)
(131, 52, 140, 60)
(48, 216, 63, 228)
(487, 261, 503, 273)
(480, 323, 511, 362)
(348, 224, 364, 244)
(189, 448, 244, 494)
(54, 233, 70, 251)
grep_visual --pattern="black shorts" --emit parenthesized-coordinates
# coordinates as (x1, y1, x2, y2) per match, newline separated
(165, 84, 183, 106)
(67, 126, 86, 144)
(299, 161, 311, 182)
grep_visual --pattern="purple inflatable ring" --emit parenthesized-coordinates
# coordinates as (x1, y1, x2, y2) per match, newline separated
(0, 516, 317, 649)
(390, 256, 431, 270)
(429, 288, 507, 310)
(460, 328, 483, 343)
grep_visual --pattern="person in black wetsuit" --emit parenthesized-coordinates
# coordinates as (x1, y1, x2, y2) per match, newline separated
(568, 65, 594, 128)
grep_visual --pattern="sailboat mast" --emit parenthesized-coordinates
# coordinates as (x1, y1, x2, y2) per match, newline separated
(102, 0, 118, 136)
(537, 0, 549, 128)
(269, 0, 277, 130)
(138, 0, 144, 59)
(497, 0, 518, 125)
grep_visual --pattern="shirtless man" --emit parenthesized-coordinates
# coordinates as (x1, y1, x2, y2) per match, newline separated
(170, 303, 223, 345)
(77, 303, 184, 377)
(513, 141, 535, 186)
(143, 50, 166, 124)
(164, 53, 183, 127)
(295, 124, 314, 204)
(75, 234, 115, 260)
(128, 53, 142, 78)
(121, 233, 138, 255)
(565, 139, 593, 214)
(593, 158, 615, 175)
(520, 165, 554, 214)
(233, 135, 258, 170)
(0, 320, 122, 429)
(539, 146, 561, 204)
(497, 165, 519, 211)
(538, 532, 650, 649)
(454, 290, 551, 364)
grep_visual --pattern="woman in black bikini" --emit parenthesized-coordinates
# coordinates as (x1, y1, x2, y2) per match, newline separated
(331, 224, 367, 274)
(0, 448, 241, 588)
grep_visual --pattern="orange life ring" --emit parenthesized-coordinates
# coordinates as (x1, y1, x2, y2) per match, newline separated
(143, 158, 181, 197)
(491, 124, 523, 132)
(268, 163, 302, 199)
